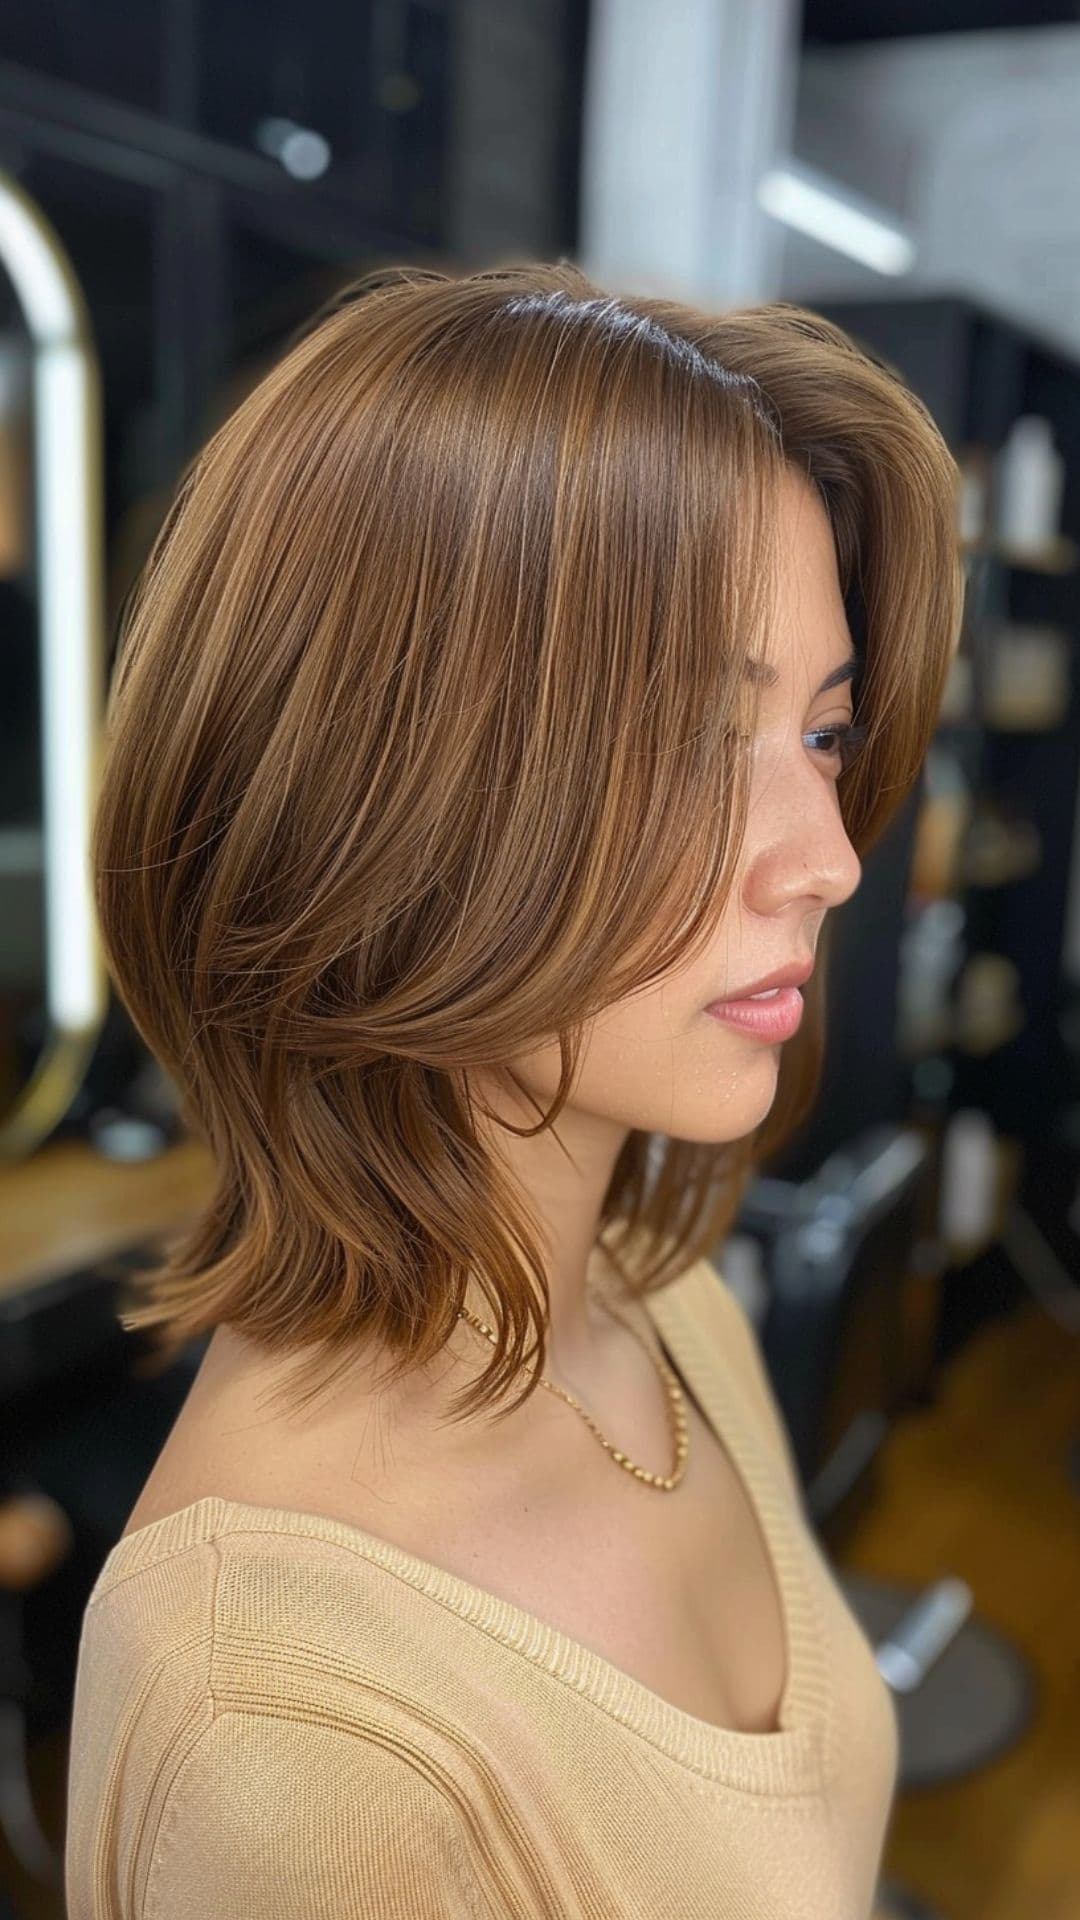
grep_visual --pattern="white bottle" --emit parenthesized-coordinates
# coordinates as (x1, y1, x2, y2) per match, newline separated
(939, 1107, 998, 1254)
(994, 416, 1064, 553)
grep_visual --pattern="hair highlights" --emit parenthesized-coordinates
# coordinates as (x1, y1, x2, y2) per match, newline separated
(91, 260, 963, 1426)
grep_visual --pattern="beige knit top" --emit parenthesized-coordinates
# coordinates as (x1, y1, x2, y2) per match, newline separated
(64, 1258, 899, 1919)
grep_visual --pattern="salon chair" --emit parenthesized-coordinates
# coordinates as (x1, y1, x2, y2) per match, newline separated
(740, 1122, 929, 1531)
(723, 1120, 1035, 1920)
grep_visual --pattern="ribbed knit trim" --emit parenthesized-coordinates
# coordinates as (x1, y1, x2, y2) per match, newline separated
(96, 1260, 829, 1794)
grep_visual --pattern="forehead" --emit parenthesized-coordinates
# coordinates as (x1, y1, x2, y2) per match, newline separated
(743, 474, 858, 693)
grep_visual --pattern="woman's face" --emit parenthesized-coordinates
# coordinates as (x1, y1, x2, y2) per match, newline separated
(503, 466, 864, 1149)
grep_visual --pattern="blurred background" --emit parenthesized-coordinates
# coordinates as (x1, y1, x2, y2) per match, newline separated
(1, 4, 1079, 1917)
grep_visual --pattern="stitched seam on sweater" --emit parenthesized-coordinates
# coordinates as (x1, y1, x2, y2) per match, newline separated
(211, 1608, 617, 1909)
(142, 1707, 490, 1920)
(139, 1538, 222, 1920)
(139, 1540, 493, 1914)
(208, 1530, 824, 1794)
(209, 1635, 828, 1809)
(87, 1626, 209, 1919)
(84, 1533, 220, 1607)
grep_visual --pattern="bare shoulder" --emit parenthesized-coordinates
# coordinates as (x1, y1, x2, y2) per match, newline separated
(118, 1324, 341, 1539)
(117, 1319, 557, 1549)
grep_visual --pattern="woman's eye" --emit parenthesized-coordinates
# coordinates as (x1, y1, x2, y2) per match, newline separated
(806, 720, 871, 770)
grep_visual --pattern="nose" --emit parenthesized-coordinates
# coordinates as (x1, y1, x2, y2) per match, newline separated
(742, 777, 863, 919)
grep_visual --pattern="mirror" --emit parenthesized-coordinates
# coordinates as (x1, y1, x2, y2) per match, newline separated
(0, 166, 108, 1161)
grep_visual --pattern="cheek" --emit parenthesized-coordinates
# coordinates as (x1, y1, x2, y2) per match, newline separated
(576, 1003, 782, 1142)
(577, 995, 723, 1089)
(500, 1000, 782, 1145)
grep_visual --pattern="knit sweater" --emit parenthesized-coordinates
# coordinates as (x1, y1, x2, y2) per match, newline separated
(65, 1257, 899, 1919)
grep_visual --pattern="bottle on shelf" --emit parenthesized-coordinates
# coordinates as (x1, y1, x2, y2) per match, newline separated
(938, 1107, 999, 1261)
(993, 415, 1065, 557)
(952, 951, 1026, 1057)
(956, 443, 993, 548)
(958, 797, 1042, 890)
(984, 622, 1070, 731)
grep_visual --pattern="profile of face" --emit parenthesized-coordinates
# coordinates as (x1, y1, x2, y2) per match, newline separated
(492, 466, 864, 1152)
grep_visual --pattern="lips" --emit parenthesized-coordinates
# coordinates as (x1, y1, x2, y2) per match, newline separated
(716, 957, 814, 1002)
(704, 985, 806, 1041)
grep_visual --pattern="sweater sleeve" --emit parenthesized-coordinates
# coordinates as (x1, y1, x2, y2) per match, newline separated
(141, 1709, 485, 1919)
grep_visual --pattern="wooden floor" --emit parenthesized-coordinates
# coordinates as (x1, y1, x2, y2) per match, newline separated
(3, 1299, 1078, 1919)
(840, 1297, 1080, 1920)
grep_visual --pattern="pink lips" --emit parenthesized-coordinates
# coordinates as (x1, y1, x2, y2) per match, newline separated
(704, 985, 805, 1042)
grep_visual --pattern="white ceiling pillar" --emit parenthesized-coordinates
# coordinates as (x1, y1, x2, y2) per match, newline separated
(577, 0, 802, 304)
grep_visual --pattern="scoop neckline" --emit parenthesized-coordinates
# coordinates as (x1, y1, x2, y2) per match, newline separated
(99, 1257, 830, 1792)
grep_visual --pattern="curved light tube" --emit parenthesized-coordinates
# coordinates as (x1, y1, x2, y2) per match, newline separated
(0, 167, 108, 1160)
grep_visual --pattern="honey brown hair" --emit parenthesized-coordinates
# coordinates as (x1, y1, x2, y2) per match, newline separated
(91, 259, 964, 1426)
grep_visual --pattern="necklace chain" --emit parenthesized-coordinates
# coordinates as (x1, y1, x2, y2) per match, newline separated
(455, 1277, 690, 1492)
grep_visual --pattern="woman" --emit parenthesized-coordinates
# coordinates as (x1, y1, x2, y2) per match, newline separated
(65, 261, 963, 1919)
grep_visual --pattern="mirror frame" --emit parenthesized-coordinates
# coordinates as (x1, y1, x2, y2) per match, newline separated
(0, 166, 108, 1161)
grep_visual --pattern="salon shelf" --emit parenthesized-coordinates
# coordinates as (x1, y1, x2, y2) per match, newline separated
(988, 720, 1069, 736)
(960, 534, 1078, 575)
(950, 1013, 1029, 1059)
(963, 863, 1043, 892)
(813, 290, 1080, 1368)
(901, 1009, 1029, 1066)
(938, 715, 1068, 738)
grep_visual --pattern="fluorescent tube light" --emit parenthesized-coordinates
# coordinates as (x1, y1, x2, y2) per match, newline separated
(758, 158, 916, 276)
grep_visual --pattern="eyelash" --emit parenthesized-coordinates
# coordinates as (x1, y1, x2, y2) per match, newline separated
(805, 720, 871, 770)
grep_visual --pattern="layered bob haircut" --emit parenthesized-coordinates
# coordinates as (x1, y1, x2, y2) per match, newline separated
(93, 259, 964, 1427)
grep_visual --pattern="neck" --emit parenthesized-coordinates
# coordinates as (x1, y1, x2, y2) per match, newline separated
(461, 1064, 631, 1375)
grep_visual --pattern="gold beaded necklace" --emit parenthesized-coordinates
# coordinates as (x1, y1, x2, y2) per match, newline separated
(455, 1276, 690, 1491)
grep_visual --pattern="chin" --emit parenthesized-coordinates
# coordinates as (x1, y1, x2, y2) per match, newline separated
(674, 1102, 777, 1148)
(676, 1076, 781, 1145)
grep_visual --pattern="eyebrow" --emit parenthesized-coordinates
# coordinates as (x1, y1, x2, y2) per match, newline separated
(742, 647, 860, 695)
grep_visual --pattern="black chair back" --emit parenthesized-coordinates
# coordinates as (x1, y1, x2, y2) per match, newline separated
(737, 1123, 936, 1538)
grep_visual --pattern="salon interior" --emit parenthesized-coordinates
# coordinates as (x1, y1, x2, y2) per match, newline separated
(1, 3, 1079, 1917)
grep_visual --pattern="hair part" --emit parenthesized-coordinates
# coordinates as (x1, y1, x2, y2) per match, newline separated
(92, 259, 964, 1429)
